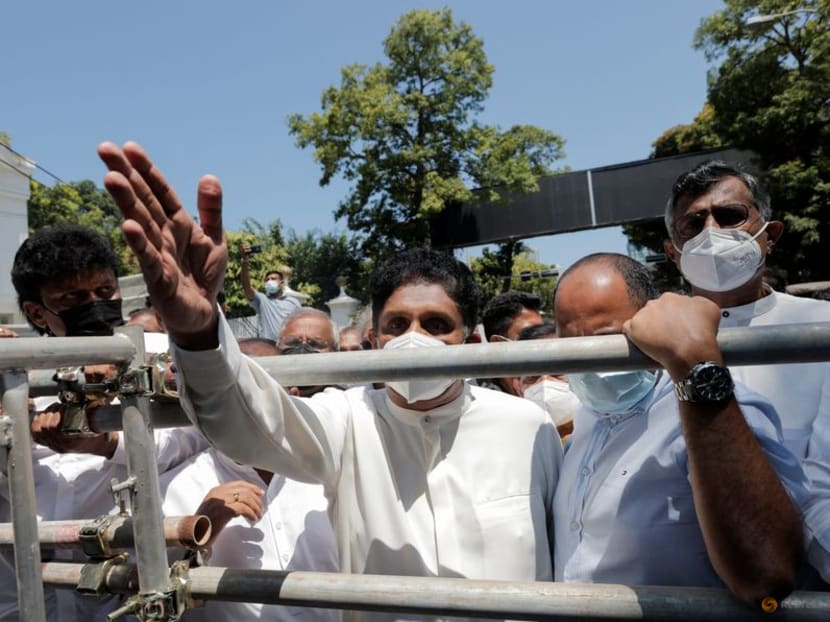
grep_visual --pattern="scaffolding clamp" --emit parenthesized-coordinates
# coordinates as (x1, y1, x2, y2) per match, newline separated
(118, 366, 155, 397)
(77, 553, 129, 596)
(79, 514, 120, 559)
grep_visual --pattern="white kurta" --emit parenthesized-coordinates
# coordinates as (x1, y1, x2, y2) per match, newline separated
(172, 316, 561, 619)
(0, 427, 207, 622)
(160, 447, 339, 621)
(719, 290, 830, 459)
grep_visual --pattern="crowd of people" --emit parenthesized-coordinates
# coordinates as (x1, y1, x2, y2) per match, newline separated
(0, 146, 828, 621)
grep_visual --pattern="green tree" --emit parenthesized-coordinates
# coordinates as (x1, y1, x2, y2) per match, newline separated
(27, 180, 139, 276)
(624, 0, 830, 285)
(470, 247, 559, 316)
(288, 8, 565, 263)
(284, 229, 368, 309)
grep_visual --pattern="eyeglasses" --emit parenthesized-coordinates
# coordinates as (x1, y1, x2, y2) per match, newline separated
(278, 336, 332, 352)
(674, 204, 759, 242)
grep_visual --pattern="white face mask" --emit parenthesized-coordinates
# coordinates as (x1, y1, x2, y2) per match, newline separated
(523, 379, 581, 426)
(675, 222, 768, 292)
(383, 331, 454, 404)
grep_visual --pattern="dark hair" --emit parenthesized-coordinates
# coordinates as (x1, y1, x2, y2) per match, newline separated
(369, 249, 480, 333)
(265, 270, 284, 280)
(11, 224, 119, 310)
(664, 160, 771, 237)
(481, 291, 542, 339)
(556, 253, 659, 310)
(516, 320, 556, 341)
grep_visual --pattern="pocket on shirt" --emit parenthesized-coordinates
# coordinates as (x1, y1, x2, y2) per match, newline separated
(473, 493, 548, 580)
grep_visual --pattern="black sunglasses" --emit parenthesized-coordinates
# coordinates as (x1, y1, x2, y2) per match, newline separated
(674, 204, 758, 242)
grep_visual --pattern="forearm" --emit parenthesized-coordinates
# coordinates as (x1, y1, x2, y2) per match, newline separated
(681, 401, 802, 602)
(171, 316, 342, 485)
(241, 260, 255, 300)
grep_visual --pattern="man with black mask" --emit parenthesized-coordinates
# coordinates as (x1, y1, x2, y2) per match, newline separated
(11, 224, 126, 457)
(3, 224, 207, 621)
(12, 224, 124, 338)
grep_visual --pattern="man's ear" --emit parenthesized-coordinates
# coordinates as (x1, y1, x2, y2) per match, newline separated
(663, 238, 680, 267)
(22, 301, 49, 331)
(765, 220, 784, 253)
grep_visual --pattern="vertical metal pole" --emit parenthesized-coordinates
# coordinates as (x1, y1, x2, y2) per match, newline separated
(116, 326, 169, 595)
(1, 371, 46, 622)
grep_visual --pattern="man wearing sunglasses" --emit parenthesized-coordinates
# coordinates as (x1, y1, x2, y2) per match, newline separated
(663, 160, 830, 463)
(276, 307, 342, 397)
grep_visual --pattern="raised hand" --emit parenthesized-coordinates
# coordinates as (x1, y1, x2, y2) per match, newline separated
(97, 141, 226, 350)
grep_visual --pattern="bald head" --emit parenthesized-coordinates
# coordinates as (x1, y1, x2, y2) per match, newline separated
(238, 337, 279, 357)
(555, 253, 657, 338)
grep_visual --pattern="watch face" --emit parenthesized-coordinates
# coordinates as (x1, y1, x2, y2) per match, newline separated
(692, 363, 734, 402)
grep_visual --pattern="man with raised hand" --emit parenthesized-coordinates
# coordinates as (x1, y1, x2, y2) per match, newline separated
(98, 142, 561, 617)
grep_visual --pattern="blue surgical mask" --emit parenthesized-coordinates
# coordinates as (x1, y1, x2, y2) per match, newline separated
(264, 280, 282, 296)
(568, 370, 658, 415)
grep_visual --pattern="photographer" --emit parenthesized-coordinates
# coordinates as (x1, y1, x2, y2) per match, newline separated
(240, 243, 300, 341)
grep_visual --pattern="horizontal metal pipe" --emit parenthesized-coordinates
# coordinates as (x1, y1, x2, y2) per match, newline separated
(0, 334, 136, 372)
(0, 515, 211, 550)
(40, 563, 830, 621)
(23, 323, 830, 391)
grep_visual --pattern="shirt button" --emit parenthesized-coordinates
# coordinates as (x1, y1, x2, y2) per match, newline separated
(423, 416, 432, 424)
(570, 520, 580, 531)
(581, 467, 591, 476)
(722, 310, 730, 318)
(282, 554, 289, 562)
(275, 522, 282, 530)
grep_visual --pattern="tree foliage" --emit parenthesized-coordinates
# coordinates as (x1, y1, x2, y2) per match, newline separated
(288, 8, 565, 263)
(624, 0, 830, 284)
(284, 229, 368, 309)
(470, 246, 559, 317)
(27, 180, 139, 276)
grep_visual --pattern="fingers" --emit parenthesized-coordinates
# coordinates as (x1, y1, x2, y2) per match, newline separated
(206, 481, 265, 522)
(30, 410, 61, 439)
(121, 142, 185, 222)
(98, 143, 165, 248)
(197, 175, 223, 245)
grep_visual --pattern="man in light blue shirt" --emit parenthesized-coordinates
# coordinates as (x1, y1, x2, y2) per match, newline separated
(553, 253, 808, 605)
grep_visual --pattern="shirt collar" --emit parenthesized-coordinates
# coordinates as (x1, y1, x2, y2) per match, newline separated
(721, 287, 778, 323)
(383, 381, 469, 427)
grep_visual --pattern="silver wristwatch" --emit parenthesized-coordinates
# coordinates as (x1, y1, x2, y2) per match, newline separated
(673, 361, 734, 404)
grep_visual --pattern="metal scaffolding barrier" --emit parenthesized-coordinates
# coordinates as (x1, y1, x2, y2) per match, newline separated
(37, 563, 830, 621)
(1, 322, 830, 621)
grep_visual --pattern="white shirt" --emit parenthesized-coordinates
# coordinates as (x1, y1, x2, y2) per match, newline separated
(555, 373, 808, 586)
(160, 447, 339, 621)
(172, 315, 562, 621)
(0, 427, 207, 622)
(720, 290, 830, 459)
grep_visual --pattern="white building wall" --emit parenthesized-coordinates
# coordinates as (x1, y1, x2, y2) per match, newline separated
(0, 146, 33, 324)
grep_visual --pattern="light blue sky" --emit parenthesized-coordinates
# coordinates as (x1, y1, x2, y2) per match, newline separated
(2, 0, 724, 271)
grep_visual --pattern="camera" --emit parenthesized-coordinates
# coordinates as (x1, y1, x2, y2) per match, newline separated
(248, 244, 263, 254)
